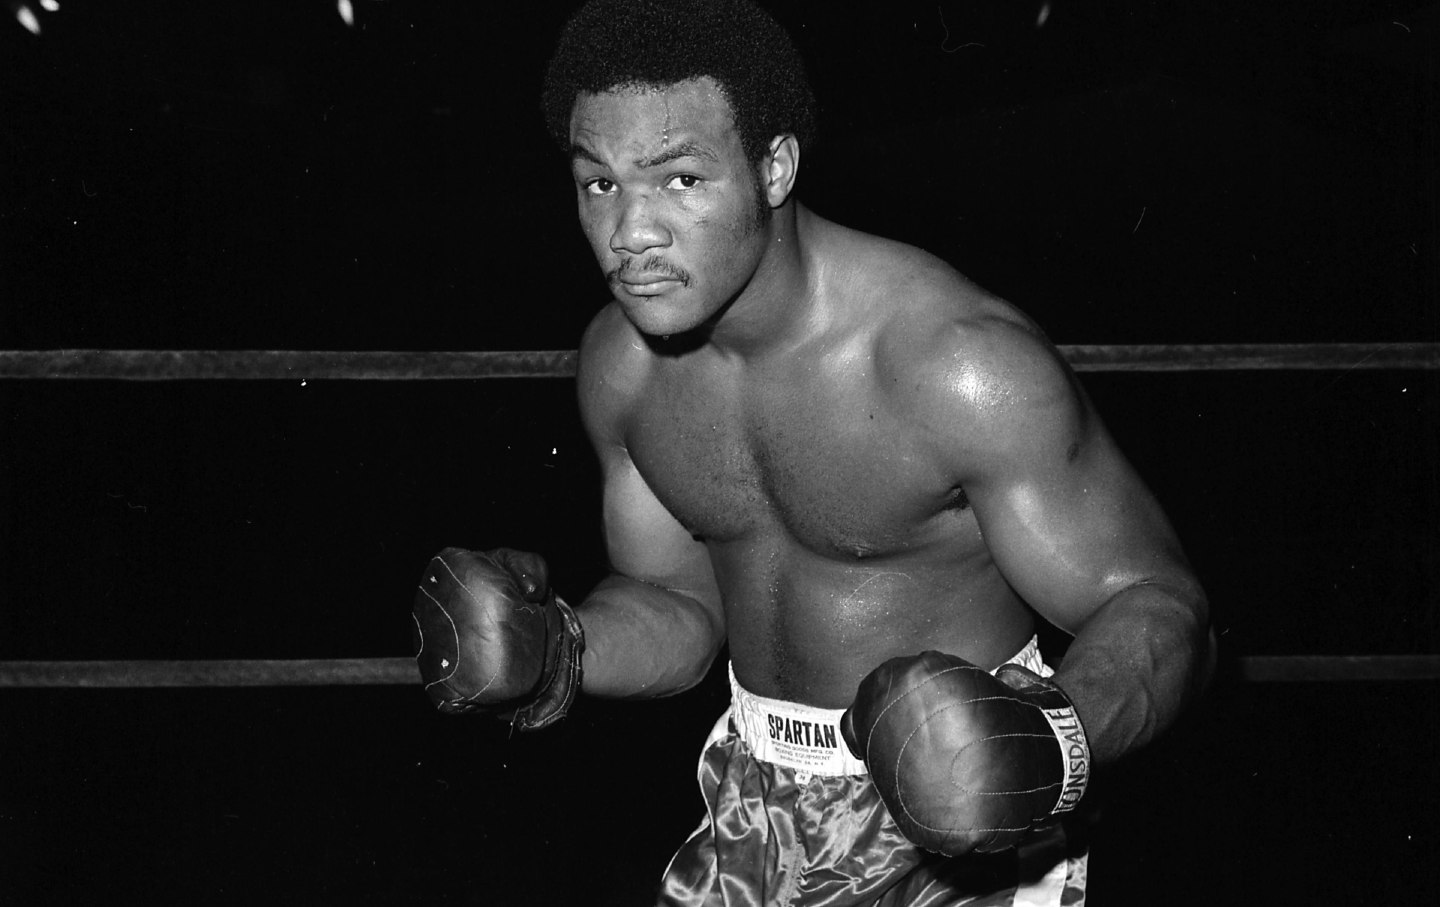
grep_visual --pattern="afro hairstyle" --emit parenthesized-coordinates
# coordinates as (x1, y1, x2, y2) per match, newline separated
(542, 0, 818, 165)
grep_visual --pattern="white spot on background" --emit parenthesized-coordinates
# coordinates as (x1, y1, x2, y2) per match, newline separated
(15, 5, 41, 35)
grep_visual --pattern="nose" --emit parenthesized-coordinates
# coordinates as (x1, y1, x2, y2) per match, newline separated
(609, 192, 671, 255)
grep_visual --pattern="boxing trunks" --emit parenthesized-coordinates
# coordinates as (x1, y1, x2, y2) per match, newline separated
(656, 638, 1088, 907)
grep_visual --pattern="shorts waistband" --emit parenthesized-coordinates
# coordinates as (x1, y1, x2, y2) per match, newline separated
(727, 665, 869, 777)
(726, 636, 1047, 777)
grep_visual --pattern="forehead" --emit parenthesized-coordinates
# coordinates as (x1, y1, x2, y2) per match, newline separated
(568, 77, 741, 160)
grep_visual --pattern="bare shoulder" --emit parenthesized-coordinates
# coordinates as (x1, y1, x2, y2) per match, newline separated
(850, 239, 1085, 458)
(576, 301, 652, 448)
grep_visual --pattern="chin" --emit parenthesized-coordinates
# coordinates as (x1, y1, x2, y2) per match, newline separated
(617, 293, 716, 340)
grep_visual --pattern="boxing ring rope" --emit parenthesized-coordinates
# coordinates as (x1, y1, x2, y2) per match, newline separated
(1, 343, 1437, 380)
(1, 654, 1438, 688)
(1, 341, 1436, 689)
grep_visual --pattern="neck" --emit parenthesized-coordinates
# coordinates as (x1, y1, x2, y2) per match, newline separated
(701, 203, 818, 359)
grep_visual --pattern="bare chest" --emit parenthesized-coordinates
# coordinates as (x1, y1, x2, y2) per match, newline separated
(625, 370, 954, 555)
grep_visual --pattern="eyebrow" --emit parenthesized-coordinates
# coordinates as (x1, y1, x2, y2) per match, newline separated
(569, 142, 605, 167)
(636, 140, 719, 169)
(570, 139, 719, 170)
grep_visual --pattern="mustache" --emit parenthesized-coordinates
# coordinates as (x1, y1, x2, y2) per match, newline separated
(609, 255, 692, 287)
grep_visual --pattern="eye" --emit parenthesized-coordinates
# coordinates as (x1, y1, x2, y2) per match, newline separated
(583, 177, 615, 196)
(666, 174, 702, 190)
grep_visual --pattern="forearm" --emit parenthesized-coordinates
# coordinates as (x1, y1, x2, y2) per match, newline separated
(1053, 580, 1215, 767)
(575, 572, 725, 699)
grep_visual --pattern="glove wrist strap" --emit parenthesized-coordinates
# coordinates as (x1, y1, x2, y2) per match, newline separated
(995, 664, 1092, 818)
(508, 595, 585, 732)
(1034, 685, 1090, 816)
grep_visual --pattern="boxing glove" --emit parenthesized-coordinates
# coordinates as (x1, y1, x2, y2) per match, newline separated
(840, 651, 1090, 855)
(412, 547, 584, 730)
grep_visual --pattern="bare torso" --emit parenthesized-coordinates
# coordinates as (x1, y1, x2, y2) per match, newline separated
(598, 215, 1037, 706)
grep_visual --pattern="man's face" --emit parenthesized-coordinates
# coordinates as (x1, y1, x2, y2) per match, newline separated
(568, 77, 770, 338)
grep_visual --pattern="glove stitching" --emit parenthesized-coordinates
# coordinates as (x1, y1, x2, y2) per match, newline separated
(865, 665, 1058, 841)
(894, 705, 1061, 798)
(410, 612, 425, 660)
(415, 584, 467, 692)
(861, 662, 989, 765)
(445, 554, 543, 618)
(431, 555, 507, 698)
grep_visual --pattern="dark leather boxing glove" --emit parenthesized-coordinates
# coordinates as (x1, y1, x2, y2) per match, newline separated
(840, 651, 1090, 855)
(411, 547, 584, 731)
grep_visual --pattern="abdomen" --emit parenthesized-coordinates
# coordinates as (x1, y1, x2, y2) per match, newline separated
(716, 525, 1037, 708)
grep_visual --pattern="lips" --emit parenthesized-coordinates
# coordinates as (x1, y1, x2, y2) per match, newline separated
(619, 274, 681, 286)
(617, 275, 683, 296)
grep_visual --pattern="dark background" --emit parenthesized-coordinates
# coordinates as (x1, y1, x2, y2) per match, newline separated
(1, 1, 1436, 903)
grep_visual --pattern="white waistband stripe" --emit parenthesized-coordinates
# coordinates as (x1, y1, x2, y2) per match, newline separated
(727, 665, 869, 776)
(725, 637, 1048, 776)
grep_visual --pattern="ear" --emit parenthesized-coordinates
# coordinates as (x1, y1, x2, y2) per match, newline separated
(759, 134, 800, 207)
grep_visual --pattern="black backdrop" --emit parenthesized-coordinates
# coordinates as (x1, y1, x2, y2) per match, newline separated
(2, 2, 1437, 903)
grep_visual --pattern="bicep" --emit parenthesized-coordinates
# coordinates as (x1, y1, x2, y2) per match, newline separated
(975, 421, 1188, 631)
(948, 345, 1193, 633)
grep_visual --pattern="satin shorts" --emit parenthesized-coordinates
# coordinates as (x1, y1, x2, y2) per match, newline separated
(656, 639, 1088, 907)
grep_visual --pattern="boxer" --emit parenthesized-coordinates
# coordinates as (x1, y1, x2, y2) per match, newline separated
(414, 2, 1214, 903)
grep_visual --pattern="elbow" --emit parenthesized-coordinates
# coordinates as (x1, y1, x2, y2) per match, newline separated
(669, 650, 721, 696)
(672, 617, 726, 694)
(1155, 579, 1217, 709)
(645, 599, 725, 698)
(1166, 575, 1216, 694)
(1112, 575, 1216, 703)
